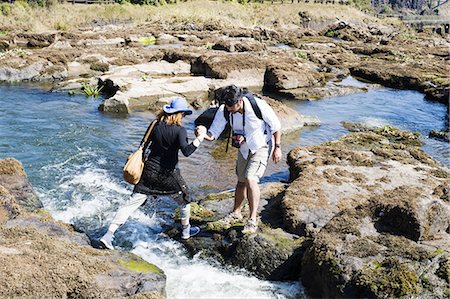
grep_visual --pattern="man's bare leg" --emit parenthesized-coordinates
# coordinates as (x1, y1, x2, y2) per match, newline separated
(233, 181, 247, 216)
(246, 179, 260, 222)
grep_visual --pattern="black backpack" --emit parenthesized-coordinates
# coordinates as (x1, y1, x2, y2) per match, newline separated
(220, 91, 266, 152)
(223, 91, 263, 122)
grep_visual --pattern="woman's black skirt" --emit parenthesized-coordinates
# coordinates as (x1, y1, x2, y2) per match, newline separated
(133, 159, 194, 203)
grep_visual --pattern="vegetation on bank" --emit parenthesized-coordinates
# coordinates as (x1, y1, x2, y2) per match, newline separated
(0, 0, 381, 33)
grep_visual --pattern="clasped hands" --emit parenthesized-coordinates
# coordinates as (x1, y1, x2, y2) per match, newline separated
(194, 125, 207, 142)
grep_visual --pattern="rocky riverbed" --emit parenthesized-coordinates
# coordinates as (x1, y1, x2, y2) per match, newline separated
(179, 123, 450, 298)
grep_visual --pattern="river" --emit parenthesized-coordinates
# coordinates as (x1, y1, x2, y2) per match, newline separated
(0, 78, 447, 298)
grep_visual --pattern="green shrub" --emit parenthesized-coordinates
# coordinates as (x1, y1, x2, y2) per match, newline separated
(0, 3, 11, 16)
(138, 36, 156, 46)
(325, 29, 336, 37)
(81, 83, 103, 98)
(54, 20, 68, 31)
(381, 4, 392, 14)
(294, 52, 308, 59)
(27, 0, 57, 8)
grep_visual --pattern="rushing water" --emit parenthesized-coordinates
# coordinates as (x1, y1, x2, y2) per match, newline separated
(0, 79, 448, 298)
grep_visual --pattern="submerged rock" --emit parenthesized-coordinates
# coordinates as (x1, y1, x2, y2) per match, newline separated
(429, 130, 450, 142)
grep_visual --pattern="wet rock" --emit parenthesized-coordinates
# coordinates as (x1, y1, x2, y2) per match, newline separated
(230, 230, 305, 280)
(0, 62, 46, 82)
(429, 130, 450, 142)
(98, 93, 131, 114)
(0, 158, 42, 211)
(278, 84, 367, 101)
(350, 61, 449, 104)
(181, 221, 306, 280)
(1, 217, 166, 298)
(175, 183, 307, 280)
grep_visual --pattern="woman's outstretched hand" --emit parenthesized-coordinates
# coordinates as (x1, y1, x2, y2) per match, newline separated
(195, 125, 207, 141)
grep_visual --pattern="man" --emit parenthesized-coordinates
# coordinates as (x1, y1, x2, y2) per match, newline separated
(196, 85, 282, 233)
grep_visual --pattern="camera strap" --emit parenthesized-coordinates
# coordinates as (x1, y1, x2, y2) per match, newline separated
(226, 104, 245, 152)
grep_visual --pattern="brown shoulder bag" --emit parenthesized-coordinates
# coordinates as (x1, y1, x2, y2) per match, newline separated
(123, 120, 157, 185)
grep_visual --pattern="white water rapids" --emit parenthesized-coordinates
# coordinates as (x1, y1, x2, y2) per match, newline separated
(37, 158, 303, 299)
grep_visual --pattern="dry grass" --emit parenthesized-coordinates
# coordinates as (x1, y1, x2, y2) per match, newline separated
(0, 0, 382, 33)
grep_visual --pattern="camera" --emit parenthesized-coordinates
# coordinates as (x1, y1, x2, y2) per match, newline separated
(231, 133, 245, 148)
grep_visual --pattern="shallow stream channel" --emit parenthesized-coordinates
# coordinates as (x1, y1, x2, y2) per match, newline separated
(0, 77, 448, 298)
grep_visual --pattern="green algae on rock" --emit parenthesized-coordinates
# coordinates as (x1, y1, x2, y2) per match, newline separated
(118, 254, 163, 274)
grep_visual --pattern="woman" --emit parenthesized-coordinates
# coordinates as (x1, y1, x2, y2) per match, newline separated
(100, 97, 206, 249)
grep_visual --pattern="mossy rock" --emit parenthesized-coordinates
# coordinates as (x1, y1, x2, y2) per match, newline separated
(377, 234, 434, 262)
(0, 158, 26, 176)
(259, 226, 304, 250)
(338, 131, 389, 149)
(429, 130, 450, 142)
(204, 190, 234, 201)
(174, 202, 215, 222)
(374, 126, 423, 146)
(206, 218, 245, 232)
(118, 253, 162, 274)
(355, 258, 420, 297)
(436, 258, 450, 283)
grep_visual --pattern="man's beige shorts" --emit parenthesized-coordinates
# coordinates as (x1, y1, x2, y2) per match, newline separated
(236, 145, 270, 182)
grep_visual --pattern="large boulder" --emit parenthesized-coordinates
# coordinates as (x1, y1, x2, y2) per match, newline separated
(1, 216, 166, 298)
(301, 202, 450, 298)
(191, 53, 267, 83)
(283, 125, 450, 240)
(264, 59, 324, 91)
(280, 125, 450, 298)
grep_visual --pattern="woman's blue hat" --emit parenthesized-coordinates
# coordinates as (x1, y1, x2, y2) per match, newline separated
(163, 97, 192, 115)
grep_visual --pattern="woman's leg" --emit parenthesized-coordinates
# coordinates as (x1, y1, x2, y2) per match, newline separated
(179, 202, 200, 239)
(100, 192, 147, 249)
(180, 203, 191, 226)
